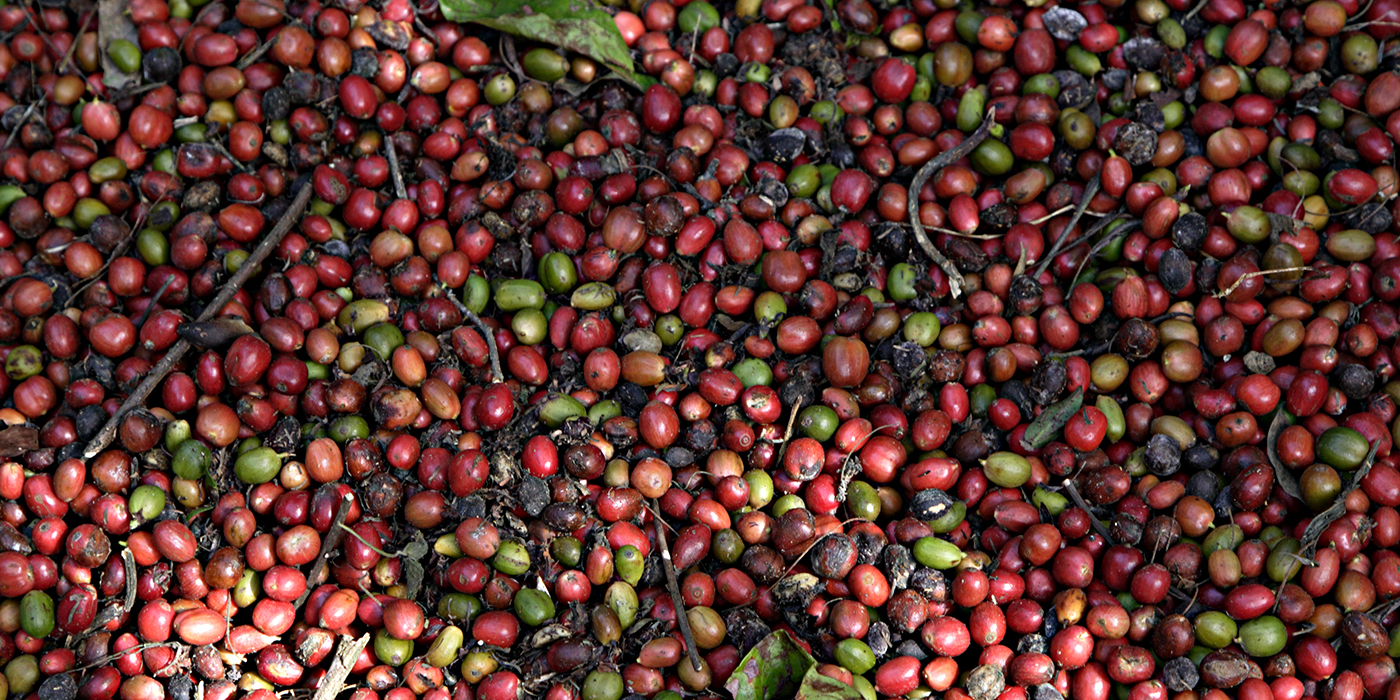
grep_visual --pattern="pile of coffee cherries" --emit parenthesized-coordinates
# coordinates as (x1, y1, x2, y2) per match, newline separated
(0, 1, 1397, 700)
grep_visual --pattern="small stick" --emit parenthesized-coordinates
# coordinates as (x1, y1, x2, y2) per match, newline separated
(237, 35, 278, 70)
(75, 642, 170, 671)
(1034, 172, 1102, 279)
(651, 497, 703, 672)
(208, 140, 254, 174)
(1030, 204, 1075, 225)
(773, 398, 804, 468)
(110, 82, 170, 101)
(58, 12, 93, 75)
(463, 308, 503, 383)
(295, 492, 356, 609)
(906, 108, 998, 299)
(3, 99, 41, 150)
(26, 11, 83, 81)
(1064, 481, 1116, 546)
(134, 276, 176, 329)
(1072, 218, 1141, 283)
(1215, 266, 1313, 300)
(82, 182, 315, 459)
(385, 131, 408, 200)
(65, 178, 168, 310)
(1012, 246, 1030, 279)
(929, 226, 1005, 240)
(311, 634, 372, 700)
(411, 4, 439, 47)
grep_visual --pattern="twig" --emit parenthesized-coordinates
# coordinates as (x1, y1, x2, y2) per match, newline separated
(1030, 204, 1075, 225)
(1215, 266, 1313, 300)
(773, 398, 804, 468)
(134, 276, 176, 330)
(1149, 311, 1193, 324)
(24, 6, 83, 81)
(65, 179, 165, 310)
(295, 491, 356, 609)
(1072, 218, 1140, 282)
(906, 108, 998, 299)
(75, 642, 170, 671)
(1356, 0, 1380, 23)
(82, 182, 315, 459)
(236, 35, 278, 70)
(1034, 172, 1102, 279)
(311, 634, 372, 700)
(110, 82, 170, 101)
(59, 12, 93, 75)
(929, 225, 1005, 240)
(2, 99, 40, 150)
(1064, 481, 1116, 545)
(208, 140, 253, 174)
(463, 308, 503, 383)
(385, 132, 408, 201)
(1012, 246, 1030, 279)
(651, 497, 703, 672)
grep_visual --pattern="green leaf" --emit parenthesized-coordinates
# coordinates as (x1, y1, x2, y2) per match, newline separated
(439, 0, 644, 87)
(1020, 387, 1084, 451)
(796, 667, 865, 700)
(725, 630, 817, 700)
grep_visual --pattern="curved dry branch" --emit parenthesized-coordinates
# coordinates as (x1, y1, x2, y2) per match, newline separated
(906, 108, 999, 299)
